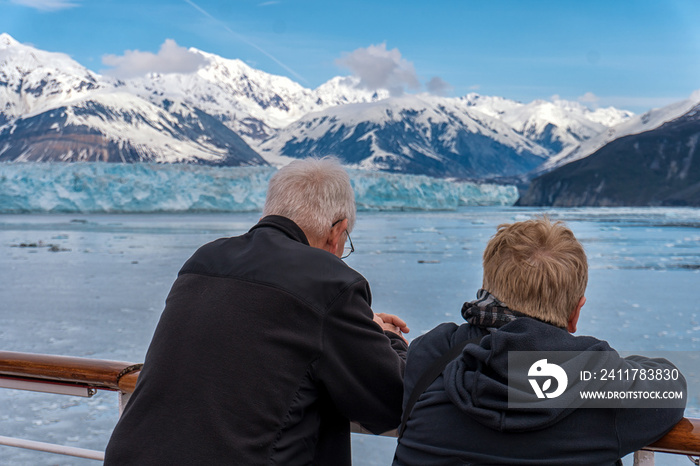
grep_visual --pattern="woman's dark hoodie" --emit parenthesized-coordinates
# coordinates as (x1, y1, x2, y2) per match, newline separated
(394, 318, 686, 465)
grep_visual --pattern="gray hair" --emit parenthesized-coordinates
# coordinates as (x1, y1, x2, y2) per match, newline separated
(263, 157, 356, 241)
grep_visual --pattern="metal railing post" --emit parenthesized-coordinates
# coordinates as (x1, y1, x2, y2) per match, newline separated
(119, 390, 132, 416)
(634, 450, 655, 466)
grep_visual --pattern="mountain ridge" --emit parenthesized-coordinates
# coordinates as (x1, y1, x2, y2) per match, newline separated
(518, 102, 700, 207)
(0, 92, 266, 165)
(0, 33, 635, 178)
(259, 94, 550, 178)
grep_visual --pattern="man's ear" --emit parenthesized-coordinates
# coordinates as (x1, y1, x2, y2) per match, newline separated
(326, 218, 348, 257)
(567, 296, 585, 333)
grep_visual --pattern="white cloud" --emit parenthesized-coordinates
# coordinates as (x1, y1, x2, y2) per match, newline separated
(426, 76, 453, 96)
(336, 43, 421, 97)
(578, 92, 600, 105)
(102, 39, 207, 79)
(11, 0, 78, 11)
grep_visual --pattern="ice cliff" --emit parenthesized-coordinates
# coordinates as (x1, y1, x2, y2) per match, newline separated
(0, 163, 518, 213)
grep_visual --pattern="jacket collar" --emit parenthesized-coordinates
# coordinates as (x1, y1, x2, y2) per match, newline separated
(249, 215, 310, 246)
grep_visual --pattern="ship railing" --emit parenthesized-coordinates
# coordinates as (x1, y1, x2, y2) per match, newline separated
(0, 351, 698, 465)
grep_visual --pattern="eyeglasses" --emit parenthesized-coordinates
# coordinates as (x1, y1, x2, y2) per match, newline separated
(332, 219, 355, 259)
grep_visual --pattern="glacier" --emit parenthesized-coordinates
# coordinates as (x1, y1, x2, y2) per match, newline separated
(0, 162, 518, 213)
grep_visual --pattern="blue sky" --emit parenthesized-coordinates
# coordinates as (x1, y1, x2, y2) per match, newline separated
(2, 0, 699, 114)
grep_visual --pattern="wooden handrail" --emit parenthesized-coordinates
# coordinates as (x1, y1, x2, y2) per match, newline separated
(0, 350, 140, 392)
(117, 370, 140, 393)
(645, 417, 700, 456)
(1, 351, 698, 457)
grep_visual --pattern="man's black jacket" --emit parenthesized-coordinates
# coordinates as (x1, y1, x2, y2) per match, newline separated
(105, 215, 407, 465)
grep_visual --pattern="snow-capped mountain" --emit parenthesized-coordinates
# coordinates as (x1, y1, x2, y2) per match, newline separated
(461, 94, 633, 155)
(0, 33, 103, 124)
(0, 34, 265, 165)
(256, 93, 633, 178)
(0, 33, 637, 178)
(518, 101, 700, 206)
(259, 94, 549, 178)
(0, 92, 266, 165)
(536, 91, 700, 174)
(117, 53, 390, 142)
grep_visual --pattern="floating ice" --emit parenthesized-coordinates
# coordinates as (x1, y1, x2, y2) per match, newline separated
(0, 162, 518, 213)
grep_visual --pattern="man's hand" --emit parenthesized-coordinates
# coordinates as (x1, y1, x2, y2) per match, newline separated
(373, 312, 410, 343)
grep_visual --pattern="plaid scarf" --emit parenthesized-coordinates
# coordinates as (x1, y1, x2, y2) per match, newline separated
(460, 289, 530, 328)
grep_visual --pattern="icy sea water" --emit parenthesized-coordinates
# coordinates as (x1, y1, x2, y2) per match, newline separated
(1, 206, 699, 465)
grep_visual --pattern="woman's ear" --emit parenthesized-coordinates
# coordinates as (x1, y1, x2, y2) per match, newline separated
(567, 296, 586, 333)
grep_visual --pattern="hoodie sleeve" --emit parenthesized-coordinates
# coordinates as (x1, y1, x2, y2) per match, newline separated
(316, 278, 407, 434)
(613, 355, 687, 456)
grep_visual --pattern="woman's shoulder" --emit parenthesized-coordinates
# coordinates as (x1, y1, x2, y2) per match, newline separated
(407, 321, 479, 367)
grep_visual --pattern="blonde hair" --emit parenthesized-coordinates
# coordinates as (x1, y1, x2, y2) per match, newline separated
(263, 157, 356, 242)
(482, 217, 587, 327)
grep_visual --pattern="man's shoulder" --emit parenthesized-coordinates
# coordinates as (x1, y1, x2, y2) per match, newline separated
(178, 235, 244, 276)
(181, 229, 368, 313)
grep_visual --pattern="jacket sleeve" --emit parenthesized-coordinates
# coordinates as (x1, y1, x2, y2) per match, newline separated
(614, 355, 687, 456)
(315, 278, 407, 434)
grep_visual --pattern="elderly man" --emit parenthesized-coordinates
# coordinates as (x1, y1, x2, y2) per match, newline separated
(105, 157, 408, 465)
(394, 217, 686, 465)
